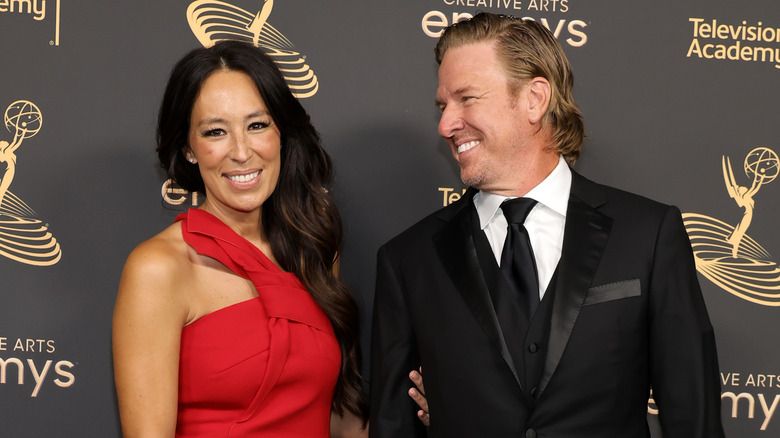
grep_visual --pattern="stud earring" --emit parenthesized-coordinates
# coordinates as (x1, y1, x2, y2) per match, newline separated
(188, 157, 196, 164)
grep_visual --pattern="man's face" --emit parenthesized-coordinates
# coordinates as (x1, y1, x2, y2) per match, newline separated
(436, 41, 534, 192)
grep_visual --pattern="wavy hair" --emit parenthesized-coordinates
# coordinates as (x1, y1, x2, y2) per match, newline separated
(157, 40, 366, 419)
(435, 13, 584, 164)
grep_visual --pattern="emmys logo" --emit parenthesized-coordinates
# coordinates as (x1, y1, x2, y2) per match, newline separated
(683, 147, 780, 306)
(0, 0, 62, 46)
(421, 0, 588, 47)
(0, 335, 76, 398)
(0, 100, 61, 266)
(161, 179, 202, 210)
(187, 0, 319, 98)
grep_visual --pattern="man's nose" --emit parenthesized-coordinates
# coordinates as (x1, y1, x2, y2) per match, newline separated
(438, 106, 464, 139)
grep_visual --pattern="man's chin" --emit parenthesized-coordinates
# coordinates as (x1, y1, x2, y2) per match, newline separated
(458, 162, 487, 188)
(460, 174, 482, 189)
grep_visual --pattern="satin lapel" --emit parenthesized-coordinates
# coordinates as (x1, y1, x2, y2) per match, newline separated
(537, 173, 612, 395)
(433, 198, 521, 387)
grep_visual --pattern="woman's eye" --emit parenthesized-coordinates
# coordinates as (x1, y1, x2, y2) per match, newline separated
(202, 128, 224, 137)
(249, 121, 270, 130)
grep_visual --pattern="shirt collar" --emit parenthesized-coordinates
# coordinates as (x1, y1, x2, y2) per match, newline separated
(473, 155, 571, 229)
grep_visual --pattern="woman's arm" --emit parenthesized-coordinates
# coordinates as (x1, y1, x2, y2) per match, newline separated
(113, 239, 188, 438)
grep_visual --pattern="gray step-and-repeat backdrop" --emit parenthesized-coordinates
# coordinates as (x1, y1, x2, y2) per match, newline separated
(1, 0, 779, 436)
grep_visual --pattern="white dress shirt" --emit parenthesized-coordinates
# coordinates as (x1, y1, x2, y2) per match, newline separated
(473, 155, 571, 299)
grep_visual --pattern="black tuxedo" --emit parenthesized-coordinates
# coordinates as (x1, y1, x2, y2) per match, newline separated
(369, 171, 724, 438)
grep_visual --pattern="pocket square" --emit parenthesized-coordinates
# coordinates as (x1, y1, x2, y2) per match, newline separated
(584, 278, 641, 306)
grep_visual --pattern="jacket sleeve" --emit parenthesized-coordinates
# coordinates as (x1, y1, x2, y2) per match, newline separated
(369, 244, 427, 438)
(649, 206, 725, 437)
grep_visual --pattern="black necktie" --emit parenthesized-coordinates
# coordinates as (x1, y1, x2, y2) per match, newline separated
(500, 198, 540, 321)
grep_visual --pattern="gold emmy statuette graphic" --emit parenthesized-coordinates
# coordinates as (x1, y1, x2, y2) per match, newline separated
(683, 147, 780, 305)
(187, 0, 319, 98)
(0, 100, 61, 266)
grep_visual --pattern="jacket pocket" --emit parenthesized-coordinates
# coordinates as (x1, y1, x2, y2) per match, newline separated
(584, 278, 641, 306)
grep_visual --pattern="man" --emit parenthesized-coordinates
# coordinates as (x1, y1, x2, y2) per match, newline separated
(369, 12, 724, 438)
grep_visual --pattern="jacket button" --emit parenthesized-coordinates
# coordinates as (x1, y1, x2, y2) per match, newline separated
(528, 343, 538, 353)
(525, 428, 537, 438)
(530, 387, 538, 398)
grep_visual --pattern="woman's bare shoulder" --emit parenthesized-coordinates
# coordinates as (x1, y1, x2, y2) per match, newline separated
(124, 222, 188, 272)
(117, 222, 192, 314)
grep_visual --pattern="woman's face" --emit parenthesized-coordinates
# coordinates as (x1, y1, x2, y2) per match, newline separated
(185, 69, 281, 220)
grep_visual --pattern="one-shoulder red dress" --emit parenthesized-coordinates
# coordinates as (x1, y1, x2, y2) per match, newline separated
(174, 209, 340, 437)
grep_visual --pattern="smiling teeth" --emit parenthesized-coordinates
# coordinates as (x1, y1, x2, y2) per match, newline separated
(457, 141, 479, 154)
(228, 171, 259, 183)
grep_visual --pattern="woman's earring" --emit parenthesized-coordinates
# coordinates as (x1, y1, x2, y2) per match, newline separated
(188, 157, 196, 164)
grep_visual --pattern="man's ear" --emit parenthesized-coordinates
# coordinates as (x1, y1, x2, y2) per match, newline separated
(525, 77, 551, 125)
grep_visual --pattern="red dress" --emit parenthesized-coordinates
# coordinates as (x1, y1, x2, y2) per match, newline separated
(175, 209, 340, 437)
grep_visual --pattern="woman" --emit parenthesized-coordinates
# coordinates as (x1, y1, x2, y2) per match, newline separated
(113, 41, 365, 437)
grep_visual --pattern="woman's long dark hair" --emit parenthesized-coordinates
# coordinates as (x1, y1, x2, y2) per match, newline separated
(157, 40, 366, 419)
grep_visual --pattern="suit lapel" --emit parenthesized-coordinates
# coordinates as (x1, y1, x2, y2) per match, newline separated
(433, 191, 522, 387)
(537, 172, 613, 395)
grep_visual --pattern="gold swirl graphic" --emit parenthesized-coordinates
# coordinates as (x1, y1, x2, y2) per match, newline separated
(683, 213, 780, 306)
(0, 191, 36, 219)
(682, 147, 780, 306)
(0, 213, 62, 266)
(0, 100, 61, 266)
(187, 0, 319, 98)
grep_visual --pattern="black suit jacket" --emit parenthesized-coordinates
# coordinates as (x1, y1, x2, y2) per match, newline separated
(369, 171, 724, 438)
